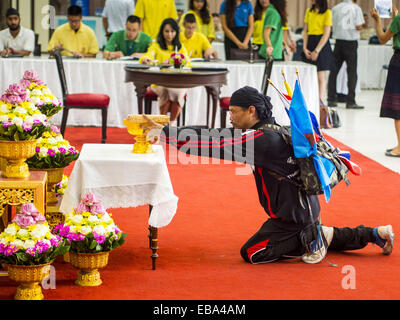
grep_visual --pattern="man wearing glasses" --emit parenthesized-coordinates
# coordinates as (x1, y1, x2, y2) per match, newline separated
(48, 5, 99, 58)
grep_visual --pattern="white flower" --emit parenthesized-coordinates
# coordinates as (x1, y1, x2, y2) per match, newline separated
(4, 224, 17, 236)
(11, 116, 23, 127)
(32, 113, 46, 123)
(32, 89, 42, 96)
(24, 116, 34, 125)
(42, 88, 52, 95)
(0, 104, 9, 113)
(69, 226, 76, 233)
(81, 226, 92, 235)
(30, 96, 41, 105)
(70, 215, 83, 225)
(93, 225, 106, 235)
(23, 240, 36, 250)
(0, 115, 9, 122)
(43, 96, 51, 103)
(31, 226, 47, 239)
(100, 213, 112, 224)
(17, 228, 29, 239)
(39, 147, 48, 157)
(11, 239, 24, 249)
(88, 215, 99, 223)
(48, 137, 58, 145)
(14, 106, 27, 115)
(105, 224, 115, 234)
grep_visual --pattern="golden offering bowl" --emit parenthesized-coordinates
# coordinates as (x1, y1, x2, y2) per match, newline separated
(123, 114, 170, 154)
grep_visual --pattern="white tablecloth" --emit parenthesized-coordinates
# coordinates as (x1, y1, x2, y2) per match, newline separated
(0, 57, 319, 128)
(60, 144, 178, 228)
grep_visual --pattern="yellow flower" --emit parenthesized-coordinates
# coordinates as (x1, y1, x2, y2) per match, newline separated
(82, 212, 91, 218)
(5, 235, 16, 243)
(27, 225, 37, 232)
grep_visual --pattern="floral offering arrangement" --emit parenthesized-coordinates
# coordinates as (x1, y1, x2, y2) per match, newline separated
(0, 203, 69, 266)
(26, 125, 79, 169)
(0, 83, 49, 141)
(169, 52, 188, 68)
(19, 70, 63, 118)
(54, 193, 127, 254)
(55, 175, 69, 198)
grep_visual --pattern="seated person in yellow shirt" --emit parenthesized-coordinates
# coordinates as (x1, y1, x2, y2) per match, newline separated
(179, 13, 218, 60)
(48, 5, 99, 58)
(103, 15, 152, 60)
(140, 18, 189, 126)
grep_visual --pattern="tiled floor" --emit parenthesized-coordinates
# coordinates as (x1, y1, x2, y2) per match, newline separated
(324, 89, 400, 174)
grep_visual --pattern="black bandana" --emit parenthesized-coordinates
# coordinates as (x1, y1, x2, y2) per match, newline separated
(229, 86, 274, 122)
(6, 8, 19, 18)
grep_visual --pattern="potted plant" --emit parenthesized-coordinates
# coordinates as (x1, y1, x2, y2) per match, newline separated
(54, 193, 126, 287)
(27, 125, 79, 206)
(0, 83, 50, 178)
(19, 70, 63, 118)
(0, 203, 69, 300)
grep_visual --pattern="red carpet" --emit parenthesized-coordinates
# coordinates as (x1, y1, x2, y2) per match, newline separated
(0, 127, 399, 300)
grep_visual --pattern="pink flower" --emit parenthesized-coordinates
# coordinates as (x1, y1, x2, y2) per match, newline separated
(22, 121, 32, 132)
(81, 193, 100, 206)
(75, 202, 89, 214)
(12, 214, 36, 228)
(90, 203, 107, 215)
(35, 147, 40, 152)
(4, 245, 18, 256)
(22, 70, 44, 85)
(19, 203, 39, 216)
(50, 125, 60, 134)
(58, 147, 67, 154)
(26, 247, 36, 256)
(2, 121, 12, 127)
(47, 149, 56, 157)
(6, 83, 26, 96)
(19, 79, 31, 89)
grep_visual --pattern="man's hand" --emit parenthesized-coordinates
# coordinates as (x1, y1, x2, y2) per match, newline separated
(370, 8, 380, 22)
(72, 51, 84, 58)
(108, 51, 124, 59)
(393, 6, 398, 18)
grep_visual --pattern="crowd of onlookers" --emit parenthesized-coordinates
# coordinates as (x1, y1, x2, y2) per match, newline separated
(0, 0, 399, 157)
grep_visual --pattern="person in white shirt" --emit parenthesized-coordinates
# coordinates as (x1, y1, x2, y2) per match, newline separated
(102, 0, 135, 39)
(0, 8, 35, 57)
(327, 0, 365, 109)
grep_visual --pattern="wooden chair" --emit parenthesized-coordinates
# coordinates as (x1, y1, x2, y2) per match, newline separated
(144, 87, 187, 126)
(219, 57, 274, 128)
(54, 50, 110, 143)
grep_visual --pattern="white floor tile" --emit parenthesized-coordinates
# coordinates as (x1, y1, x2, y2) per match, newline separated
(323, 90, 400, 174)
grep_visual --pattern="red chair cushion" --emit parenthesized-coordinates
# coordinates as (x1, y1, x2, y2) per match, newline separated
(66, 93, 110, 107)
(219, 97, 230, 110)
(145, 88, 158, 99)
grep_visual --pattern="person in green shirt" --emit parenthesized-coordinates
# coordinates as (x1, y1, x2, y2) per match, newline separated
(103, 15, 152, 60)
(371, 6, 400, 158)
(258, 0, 287, 60)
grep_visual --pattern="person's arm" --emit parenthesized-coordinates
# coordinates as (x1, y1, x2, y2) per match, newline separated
(263, 27, 274, 56)
(242, 14, 254, 49)
(220, 14, 245, 48)
(370, 7, 396, 44)
(302, 23, 312, 59)
(103, 17, 109, 35)
(311, 25, 331, 61)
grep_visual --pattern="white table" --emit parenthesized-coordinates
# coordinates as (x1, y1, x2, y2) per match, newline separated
(60, 144, 178, 269)
(0, 57, 319, 128)
(335, 42, 394, 95)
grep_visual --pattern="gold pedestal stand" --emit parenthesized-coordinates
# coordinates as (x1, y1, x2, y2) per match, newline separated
(0, 170, 47, 277)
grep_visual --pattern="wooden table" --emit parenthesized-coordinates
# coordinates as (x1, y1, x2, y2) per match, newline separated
(125, 66, 228, 128)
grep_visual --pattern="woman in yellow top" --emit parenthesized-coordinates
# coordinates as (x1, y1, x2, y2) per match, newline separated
(140, 18, 188, 125)
(179, 0, 216, 43)
(253, 0, 269, 47)
(302, 0, 333, 102)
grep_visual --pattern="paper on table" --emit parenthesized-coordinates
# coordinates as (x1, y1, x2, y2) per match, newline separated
(375, 0, 393, 18)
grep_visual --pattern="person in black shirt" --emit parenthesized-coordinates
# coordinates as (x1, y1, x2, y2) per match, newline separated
(145, 86, 394, 264)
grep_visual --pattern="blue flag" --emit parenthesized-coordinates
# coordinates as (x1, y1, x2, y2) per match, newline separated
(288, 81, 334, 203)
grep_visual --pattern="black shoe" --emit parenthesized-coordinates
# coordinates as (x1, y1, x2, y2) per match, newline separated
(346, 103, 364, 109)
(327, 100, 338, 107)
